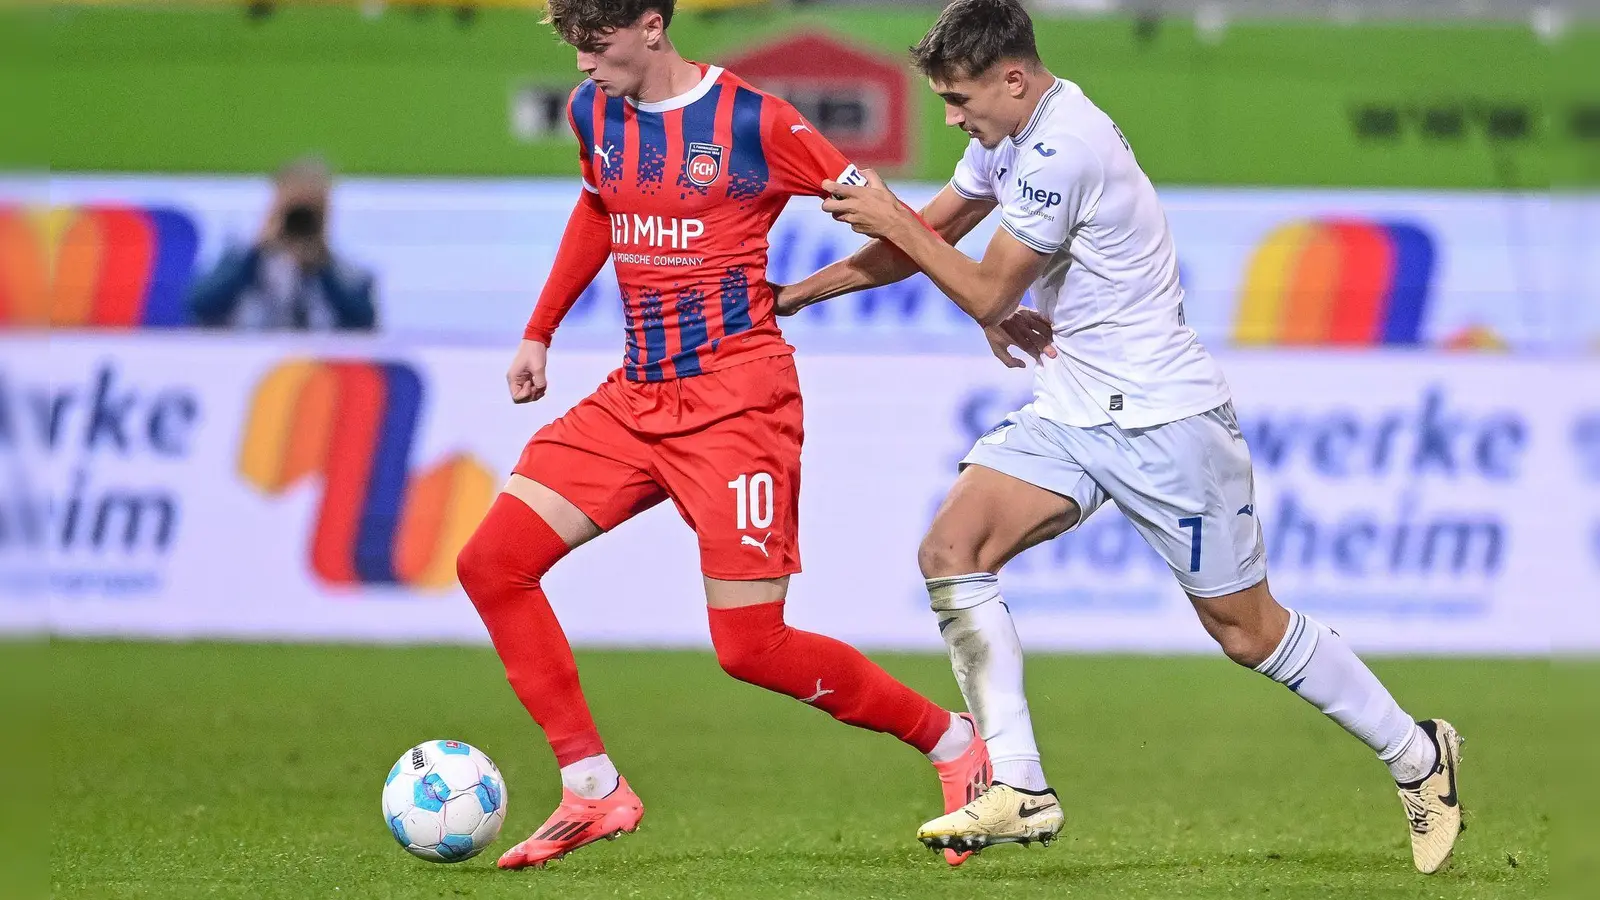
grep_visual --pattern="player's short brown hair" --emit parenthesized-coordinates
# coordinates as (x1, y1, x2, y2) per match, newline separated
(910, 0, 1041, 82)
(543, 0, 675, 50)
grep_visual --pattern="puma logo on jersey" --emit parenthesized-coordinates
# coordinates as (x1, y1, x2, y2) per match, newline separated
(790, 124, 811, 134)
(741, 532, 772, 557)
(593, 144, 614, 165)
(800, 679, 834, 703)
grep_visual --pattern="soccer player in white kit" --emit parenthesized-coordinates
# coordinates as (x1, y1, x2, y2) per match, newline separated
(776, 0, 1465, 875)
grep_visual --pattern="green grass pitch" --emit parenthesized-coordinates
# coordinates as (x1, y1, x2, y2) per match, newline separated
(53, 642, 1545, 898)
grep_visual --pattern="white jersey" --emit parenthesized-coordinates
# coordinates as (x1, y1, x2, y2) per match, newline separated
(950, 78, 1230, 429)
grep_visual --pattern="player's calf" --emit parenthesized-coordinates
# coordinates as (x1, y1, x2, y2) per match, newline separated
(707, 597, 991, 865)
(1226, 591, 1464, 870)
(457, 494, 609, 772)
(927, 573, 1049, 793)
(707, 600, 957, 754)
(1204, 588, 1442, 780)
(1248, 604, 1441, 782)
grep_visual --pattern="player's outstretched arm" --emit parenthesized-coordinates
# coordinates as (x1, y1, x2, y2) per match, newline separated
(774, 185, 994, 316)
(823, 171, 1049, 328)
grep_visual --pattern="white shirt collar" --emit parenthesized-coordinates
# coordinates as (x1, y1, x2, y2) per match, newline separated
(628, 65, 725, 113)
(1011, 79, 1065, 146)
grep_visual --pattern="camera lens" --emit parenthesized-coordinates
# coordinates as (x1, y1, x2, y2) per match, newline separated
(282, 205, 323, 237)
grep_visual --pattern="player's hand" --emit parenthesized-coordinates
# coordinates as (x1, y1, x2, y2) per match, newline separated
(506, 339, 549, 404)
(984, 307, 1057, 369)
(820, 170, 907, 241)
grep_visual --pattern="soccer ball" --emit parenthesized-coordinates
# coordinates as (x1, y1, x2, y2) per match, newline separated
(382, 739, 508, 862)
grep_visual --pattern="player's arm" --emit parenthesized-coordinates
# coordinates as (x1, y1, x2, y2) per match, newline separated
(508, 190, 611, 403)
(509, 90, 613, 403)
(522, 189, 610, 347)
(824, 170, 1047, 327)
(774, 185, 994, 316)
(760, 101, 958, 311)
(823, 137, 1101, 328)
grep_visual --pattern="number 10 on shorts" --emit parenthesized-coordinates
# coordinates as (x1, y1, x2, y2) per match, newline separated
(728, 473, 774, 530)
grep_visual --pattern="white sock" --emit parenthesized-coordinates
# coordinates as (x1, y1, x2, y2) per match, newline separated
(925, 712, 974, 764)
(927, 574, 1049, 792)
(1256, 610, 1438, 784)
(560, 753, 620, 800)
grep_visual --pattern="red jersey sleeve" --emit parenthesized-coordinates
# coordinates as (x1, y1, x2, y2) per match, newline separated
(524, 189, 610, 344)
(523, 87, 611, 344)
(763, 100, 868, 199)
(570, 89, 600, 193)
(761, 95, 938, 247)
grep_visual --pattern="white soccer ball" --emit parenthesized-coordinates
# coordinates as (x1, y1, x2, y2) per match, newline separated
(381, 739, 508, 862)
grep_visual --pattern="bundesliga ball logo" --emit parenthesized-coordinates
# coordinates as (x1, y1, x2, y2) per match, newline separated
(686, 141, 723, 187)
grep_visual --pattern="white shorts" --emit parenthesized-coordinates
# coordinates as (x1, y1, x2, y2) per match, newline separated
(961, 402, 1267, 598)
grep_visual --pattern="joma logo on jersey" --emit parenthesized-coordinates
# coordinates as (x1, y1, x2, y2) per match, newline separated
(610, 214, 705, 250)
(686, 142, 723, 187)
(1017, 178, 1062, 209)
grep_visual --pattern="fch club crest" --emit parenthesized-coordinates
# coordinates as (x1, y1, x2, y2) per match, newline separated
(686, 142, 724, 187)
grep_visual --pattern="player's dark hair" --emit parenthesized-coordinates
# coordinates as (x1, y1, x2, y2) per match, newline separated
(544, 0, 675, 50)
(910, 0, 1041, 82)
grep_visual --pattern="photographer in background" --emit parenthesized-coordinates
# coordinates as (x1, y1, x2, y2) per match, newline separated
(187, 156, 376, 330)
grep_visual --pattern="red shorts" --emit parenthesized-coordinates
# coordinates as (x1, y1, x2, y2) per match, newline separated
(515, 354, 803, 580)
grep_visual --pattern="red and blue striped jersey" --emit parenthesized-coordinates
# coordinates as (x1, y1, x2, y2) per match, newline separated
(568, 64, 862, 381)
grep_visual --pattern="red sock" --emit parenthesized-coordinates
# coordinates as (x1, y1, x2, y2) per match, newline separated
(708, 601, 950, 753)
(456, 495, 605, 767)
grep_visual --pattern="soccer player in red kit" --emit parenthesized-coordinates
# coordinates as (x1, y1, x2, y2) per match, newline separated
(454, 0, 991, 870)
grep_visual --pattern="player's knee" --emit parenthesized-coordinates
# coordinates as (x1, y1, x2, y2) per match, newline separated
(714, 645, 757, 682)
(712, 636, 770, 683)
(454, 531, 496, 599)
(709, 612, 786, 684)
(1196, 584, 1286, 668)
(1211, 621, 1277, 668)
(917, 531, 981, 579)
(457, 496, 574, 604)
(456, 525, 534, 603)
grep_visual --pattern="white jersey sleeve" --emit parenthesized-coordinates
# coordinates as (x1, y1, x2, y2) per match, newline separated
(955, 78, 1230, 429)
(999, 135, 1103, 255)
(949, 140, 997, 201)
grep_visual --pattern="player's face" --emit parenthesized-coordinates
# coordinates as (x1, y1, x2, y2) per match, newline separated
(931, 65, 1026, 149)
(571, 15, 663, 100)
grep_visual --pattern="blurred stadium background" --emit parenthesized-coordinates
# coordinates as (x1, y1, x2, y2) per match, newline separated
(13, 0, 1593, 896)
